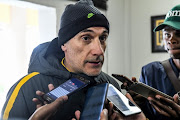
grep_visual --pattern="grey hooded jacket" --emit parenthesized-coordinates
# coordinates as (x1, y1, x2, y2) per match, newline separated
(1, 38, 120, 120)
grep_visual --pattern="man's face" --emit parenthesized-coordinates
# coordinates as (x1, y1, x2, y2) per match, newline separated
(61, 27, 108, 76)
(163, 26, 180, 59)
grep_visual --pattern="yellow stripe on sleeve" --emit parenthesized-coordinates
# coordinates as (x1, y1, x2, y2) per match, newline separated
(3, 72, 39, 120)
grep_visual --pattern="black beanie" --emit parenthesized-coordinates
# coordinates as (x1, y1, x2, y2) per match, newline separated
(58, 0, 109, 47)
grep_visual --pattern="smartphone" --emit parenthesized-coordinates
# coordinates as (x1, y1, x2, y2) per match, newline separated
(43, 75, 90, 103)
(112, 74, 173, 100)
(112, 74, 134, 91)
(129, 82, 173, 100)
(112, 74, 134, 84)
(80, 83, 109, 120)
(107, 84, 141, 116)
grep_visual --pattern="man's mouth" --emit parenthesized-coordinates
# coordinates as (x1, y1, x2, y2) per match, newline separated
(87, 61, 102, 65)
(85, 56, 104, 65)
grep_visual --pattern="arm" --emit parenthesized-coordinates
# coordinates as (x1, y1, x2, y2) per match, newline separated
(1, 81, 33, 120)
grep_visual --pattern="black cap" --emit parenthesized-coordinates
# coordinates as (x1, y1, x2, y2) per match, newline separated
(58, 0, 109, 47)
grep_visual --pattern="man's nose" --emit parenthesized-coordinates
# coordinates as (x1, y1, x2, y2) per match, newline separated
(91, 40, 104, 55)
(168, 33, 178, 44)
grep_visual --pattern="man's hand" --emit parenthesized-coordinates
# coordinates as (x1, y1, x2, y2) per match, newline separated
(32, 84, 55, 108)
(29, 96, 68, 120)
(120, 77, 136, 90)
(29, 84, 80, 120)
(104, 93, 146, 120)
(173, 93, 180, 104)
(100, 109, 108, 120)
(121, 77, 147, 107)
(148, 94, 180, 120)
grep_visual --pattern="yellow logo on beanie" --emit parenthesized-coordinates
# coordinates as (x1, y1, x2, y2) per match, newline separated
(87, 13, 94, 18)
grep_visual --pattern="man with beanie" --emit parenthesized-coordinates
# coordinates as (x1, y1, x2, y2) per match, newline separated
(1, 0, 122, 120)
(135, 4, 180, 120)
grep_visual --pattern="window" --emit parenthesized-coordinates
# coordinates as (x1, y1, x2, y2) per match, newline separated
(0, 1, 56, 113)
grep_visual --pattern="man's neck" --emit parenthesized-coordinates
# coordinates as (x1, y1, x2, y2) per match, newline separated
(173, 59, 180, 70)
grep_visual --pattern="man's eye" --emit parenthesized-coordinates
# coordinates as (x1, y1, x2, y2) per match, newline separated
(99, 35, 107, 41)
(82, 36, 91, 41)
(164, 33, 171, 38)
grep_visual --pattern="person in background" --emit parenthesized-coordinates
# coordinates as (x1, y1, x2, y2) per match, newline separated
(138, 4, 180, 120)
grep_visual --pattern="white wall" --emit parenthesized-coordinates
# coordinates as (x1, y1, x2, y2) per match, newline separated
(0, 0, 56, 114)
(107, 0, 132, 78)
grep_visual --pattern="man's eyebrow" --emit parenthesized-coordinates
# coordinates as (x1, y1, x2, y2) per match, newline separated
(81, 29, 94, 33)
(103, 30, 109, 34)
(81, 29, 109, 34)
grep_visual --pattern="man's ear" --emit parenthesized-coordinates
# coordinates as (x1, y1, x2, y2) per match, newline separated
(61, 44, 66, 52)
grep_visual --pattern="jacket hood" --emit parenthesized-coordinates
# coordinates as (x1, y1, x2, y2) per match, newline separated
(28, 38, 70, 79)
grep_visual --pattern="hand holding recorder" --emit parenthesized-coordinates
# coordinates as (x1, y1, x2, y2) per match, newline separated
(107, 84, 142, 116)
(112, 74, 180, 119)
(32, 82, 146, 120)
(112, 74, 173, 100)
(30, 84, 81, 120)
(105, 88, 146, 120)
(42, 75, 90, 103)
(108, 93, 146, 120)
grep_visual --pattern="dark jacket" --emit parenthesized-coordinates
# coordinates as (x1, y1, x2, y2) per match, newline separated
(139, 58, 177, 120)
(1, 38, 120, 120)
